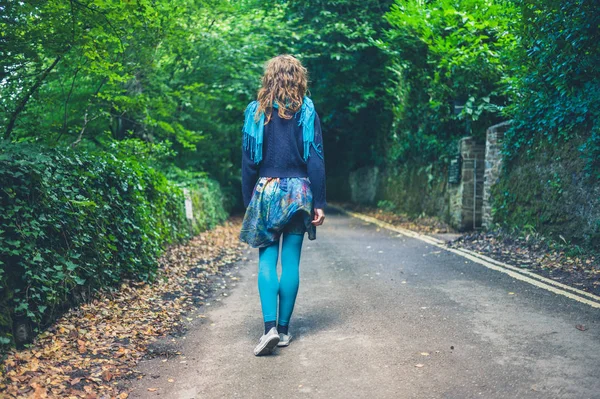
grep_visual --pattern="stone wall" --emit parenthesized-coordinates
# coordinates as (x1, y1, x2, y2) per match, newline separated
(376, 163, 449, 220)
(349, 166, 379, 204)
(447, 141, 463, 228)
(482, 121, 512, 228)
(362, 121, 598, 248)
(375, 137, 484, 231)
(368, 128, 502, 232)
(447, 137, 485, 231)
(490, 137, 600, 250)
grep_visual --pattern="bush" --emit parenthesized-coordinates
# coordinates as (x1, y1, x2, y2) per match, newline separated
(164, 166, 230, 229)
(382, 0, 519, 165)
(504, 0, 600, 180)
(0, 142, 227, 349)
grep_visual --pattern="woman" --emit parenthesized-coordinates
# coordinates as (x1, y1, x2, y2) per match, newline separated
(239, 55, 326, 356)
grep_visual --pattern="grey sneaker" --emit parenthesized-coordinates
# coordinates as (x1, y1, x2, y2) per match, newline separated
(253, 327, 280, 356)
(277, 333, 292, 347)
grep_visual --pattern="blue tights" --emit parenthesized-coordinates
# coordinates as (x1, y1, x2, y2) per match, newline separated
(258, 233, 304, 330)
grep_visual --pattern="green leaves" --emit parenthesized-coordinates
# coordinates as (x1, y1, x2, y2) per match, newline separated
(279, 1, 394, 175)
(0, 141, 227, 348)
(503, 0, 600, 181)
(379, 0, 520, 168)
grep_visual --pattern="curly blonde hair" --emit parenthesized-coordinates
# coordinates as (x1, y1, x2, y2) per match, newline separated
(256, 54, 308, 123)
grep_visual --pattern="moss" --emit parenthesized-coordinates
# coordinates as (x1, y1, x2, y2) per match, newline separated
(377, 163, 449, 221)
(491, 138, 600, 251)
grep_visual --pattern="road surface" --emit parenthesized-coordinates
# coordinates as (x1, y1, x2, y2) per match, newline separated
(130, 208, 600, 399)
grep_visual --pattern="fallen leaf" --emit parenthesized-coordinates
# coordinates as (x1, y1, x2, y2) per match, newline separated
(101, 370, 113, 382)
(0, 219, 245, 399)
(77, 339, 86, 354)
(148, 387, 159, 392)
(31, 382, 48, 399)
(415, 364, 424, 368)
(576, 324, 588, 331)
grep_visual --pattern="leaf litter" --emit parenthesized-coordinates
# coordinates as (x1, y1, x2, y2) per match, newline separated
(341, 202, 454, 234)
(0, 217, 245, 398)
(449, 230, 600, 296)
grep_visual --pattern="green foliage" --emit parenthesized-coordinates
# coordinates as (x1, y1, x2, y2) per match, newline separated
(0, 0, 404, 203)
(0, 142, 226, 348)
(381, 0, 519, 165)
(488, 1, 600, 251)
(1, 0, 185, 141)
(503, 0, 600, 181)
(284, 1, 395, 179)
(0, 0, 290, 203)
(167, 167, 230, 231)
(377, 200, 397, 212)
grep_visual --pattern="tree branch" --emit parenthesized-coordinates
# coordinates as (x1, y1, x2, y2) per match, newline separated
(71, 110, 100, 148)
(62, 62, 85, 134)
(70, 0, 125, 53)
(4, 55, 63, 141)
(55, 76, 106, 144)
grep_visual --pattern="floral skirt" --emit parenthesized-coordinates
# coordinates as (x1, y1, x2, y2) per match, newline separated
(240, 177, 316, 248)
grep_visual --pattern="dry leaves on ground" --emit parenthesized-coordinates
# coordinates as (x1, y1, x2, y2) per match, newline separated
(0, 218, 245, 399)
(449, 230, 599, 295)
(340, 202, 455, 234)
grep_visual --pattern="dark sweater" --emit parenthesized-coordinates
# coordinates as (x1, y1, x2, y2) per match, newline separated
(242, 108, 326, 209)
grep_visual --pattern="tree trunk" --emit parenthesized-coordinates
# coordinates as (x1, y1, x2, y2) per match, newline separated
(4, 55, 63, 140)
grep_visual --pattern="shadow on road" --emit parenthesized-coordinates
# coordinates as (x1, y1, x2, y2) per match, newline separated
(292, 306, 343, 340)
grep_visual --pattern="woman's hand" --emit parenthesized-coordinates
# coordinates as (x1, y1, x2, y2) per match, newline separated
(311, 208, 325, 226)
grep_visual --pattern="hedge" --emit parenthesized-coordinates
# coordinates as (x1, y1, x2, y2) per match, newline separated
(504, 0, 600, 181)
(0, 142, 227, 349)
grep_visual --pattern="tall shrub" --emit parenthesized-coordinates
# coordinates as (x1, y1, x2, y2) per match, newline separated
(0, 142, 226, 348)
(503, 0, 600, 180)
(382, 0, 519, 165)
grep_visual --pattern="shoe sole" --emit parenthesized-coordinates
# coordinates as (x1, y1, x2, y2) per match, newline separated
(254, 335, 280, 356)
(277, 335, 292, 347)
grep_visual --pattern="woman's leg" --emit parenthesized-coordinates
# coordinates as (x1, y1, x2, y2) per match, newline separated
(258, 240, 279, 334)
(277, 231, 303, 334)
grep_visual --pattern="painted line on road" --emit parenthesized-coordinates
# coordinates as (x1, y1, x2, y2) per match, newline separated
(331, 205, 600, 309)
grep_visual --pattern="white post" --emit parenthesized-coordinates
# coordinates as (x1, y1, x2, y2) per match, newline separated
(183, 188, 194, 221)
(473, 159, 477, 230)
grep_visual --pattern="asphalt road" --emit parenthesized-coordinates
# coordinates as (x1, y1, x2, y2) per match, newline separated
(130, 208, 600, 399)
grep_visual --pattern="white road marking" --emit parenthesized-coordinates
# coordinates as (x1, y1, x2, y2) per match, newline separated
(332, 205, 600, 309)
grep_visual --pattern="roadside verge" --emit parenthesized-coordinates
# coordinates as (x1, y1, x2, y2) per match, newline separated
(0, 218, 245, 399)
(330, 205, 600, 309)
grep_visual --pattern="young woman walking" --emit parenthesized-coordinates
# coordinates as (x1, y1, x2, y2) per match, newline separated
(239, 55, 326, 356)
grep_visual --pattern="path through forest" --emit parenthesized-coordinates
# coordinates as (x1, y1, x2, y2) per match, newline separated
(129, 209, 600, 399)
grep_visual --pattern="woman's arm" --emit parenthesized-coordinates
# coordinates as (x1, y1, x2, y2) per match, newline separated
(242, 141, 260, 208)
(307, 112, 327, 212)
